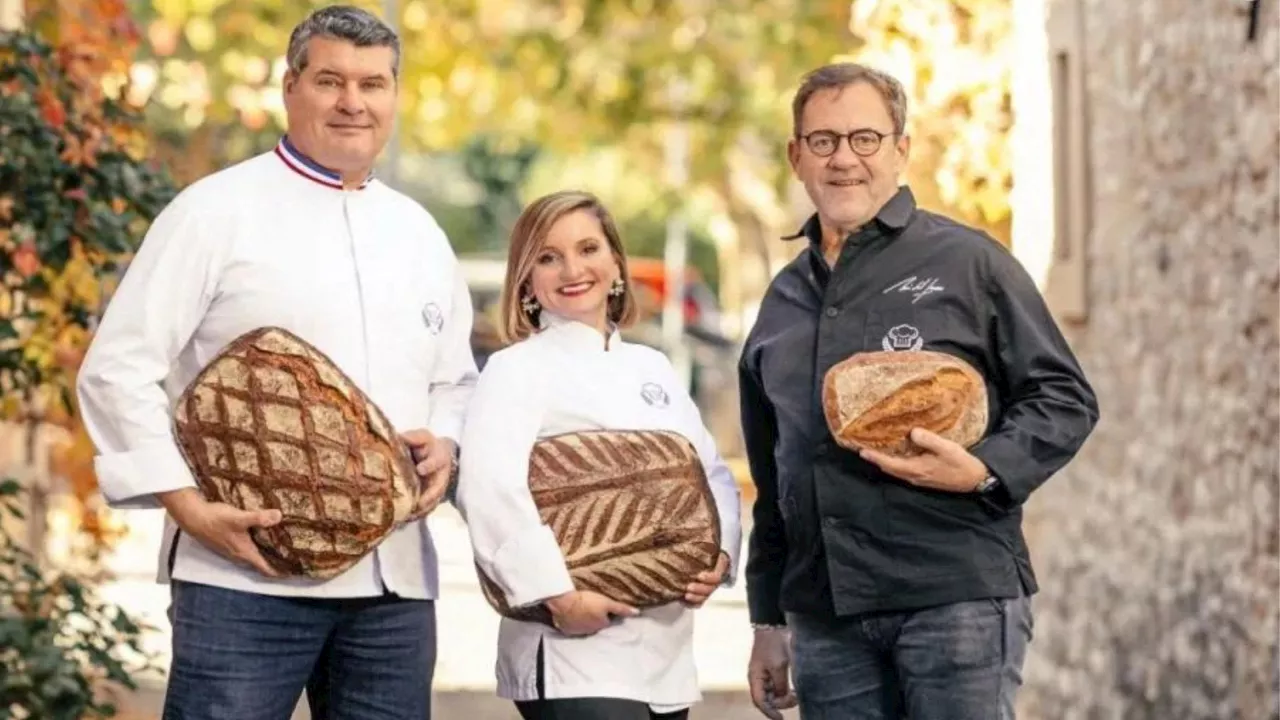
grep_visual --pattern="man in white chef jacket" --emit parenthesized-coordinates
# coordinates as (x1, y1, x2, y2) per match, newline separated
(74, 6, 477, 719)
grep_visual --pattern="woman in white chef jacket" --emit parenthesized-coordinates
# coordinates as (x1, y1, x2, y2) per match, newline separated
(454, 190, 743, 720)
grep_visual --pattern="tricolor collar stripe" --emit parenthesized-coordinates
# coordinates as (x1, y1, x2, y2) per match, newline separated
(274, 137, 373, 190)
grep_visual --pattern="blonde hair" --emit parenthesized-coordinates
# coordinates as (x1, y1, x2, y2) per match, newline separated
(500, 190, 639, 343)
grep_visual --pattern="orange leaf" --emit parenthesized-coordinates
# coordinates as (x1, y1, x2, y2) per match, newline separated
(12, 243, 40, 278)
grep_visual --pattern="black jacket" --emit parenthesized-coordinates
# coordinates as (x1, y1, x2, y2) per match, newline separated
(740, 187, 1099, 624)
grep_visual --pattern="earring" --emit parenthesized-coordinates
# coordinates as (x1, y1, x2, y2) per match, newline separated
(521, 294, 540, 315)
(608, 278, 625, 297)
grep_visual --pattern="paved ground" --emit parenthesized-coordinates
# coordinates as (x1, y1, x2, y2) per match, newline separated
(104, 505, 772, 719)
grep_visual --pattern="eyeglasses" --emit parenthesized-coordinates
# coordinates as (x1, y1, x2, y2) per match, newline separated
(799, 128, 897, 158)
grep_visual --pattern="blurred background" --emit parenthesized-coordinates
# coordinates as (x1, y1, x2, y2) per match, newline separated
(0, 0, 1276, 718)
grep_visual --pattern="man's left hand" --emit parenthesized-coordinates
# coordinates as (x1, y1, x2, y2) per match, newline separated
(858, 428, 987, 493)
(400, 429, 457, 520)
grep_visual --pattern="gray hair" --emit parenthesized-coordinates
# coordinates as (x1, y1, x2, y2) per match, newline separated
(792, 63, 908, 136)
(286, 5, 401, 79)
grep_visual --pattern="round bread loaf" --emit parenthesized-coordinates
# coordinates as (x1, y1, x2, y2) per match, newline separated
(172, 327, 419, 580)
(822, 350, 988, 457)
(477, 429, 722, 626)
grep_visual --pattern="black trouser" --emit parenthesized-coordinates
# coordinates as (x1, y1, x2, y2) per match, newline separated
(513, 641, 690, 720)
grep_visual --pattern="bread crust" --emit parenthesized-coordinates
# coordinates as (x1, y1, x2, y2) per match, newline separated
(822, 350, 988, 457)
(172, 326, 419, 579)
(477, 429, 721, 626)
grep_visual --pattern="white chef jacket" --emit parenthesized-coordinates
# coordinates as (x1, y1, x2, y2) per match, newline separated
(76, 137, 478, 600)
(455, 313, 743, 711)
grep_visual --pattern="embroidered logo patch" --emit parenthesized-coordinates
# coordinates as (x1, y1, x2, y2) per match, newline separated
(882, 324, 923, 351)
(421, 302, 444, 335)
(883, 275, 945, 304)
(640, 382, 670, 408)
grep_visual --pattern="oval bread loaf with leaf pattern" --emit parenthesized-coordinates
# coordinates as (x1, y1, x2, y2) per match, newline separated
(172, 326, 420, 580)
(822, 349, 989, 458)
(476, 429, 722, 625)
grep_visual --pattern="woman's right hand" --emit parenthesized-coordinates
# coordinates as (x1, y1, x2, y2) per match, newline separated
(544, 590, 639, 636)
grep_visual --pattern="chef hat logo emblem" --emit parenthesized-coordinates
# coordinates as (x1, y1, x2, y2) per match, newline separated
(422, 302, 444, 335)
(881, 323, 923, 352)
(640, 382, 670, 408)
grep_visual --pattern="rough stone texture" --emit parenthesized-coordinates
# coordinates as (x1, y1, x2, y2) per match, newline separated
(1021, 1, 1280, 719)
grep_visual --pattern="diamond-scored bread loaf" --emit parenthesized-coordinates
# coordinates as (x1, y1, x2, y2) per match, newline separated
(822, 350, 989, 457)
(477, 429, 721, 626)
(173, 327, 418, 580)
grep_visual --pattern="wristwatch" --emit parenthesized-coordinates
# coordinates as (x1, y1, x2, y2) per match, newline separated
(974, 474, 1001, 494)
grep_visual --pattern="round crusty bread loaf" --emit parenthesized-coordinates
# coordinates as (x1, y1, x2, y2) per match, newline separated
(822, 350, 988, 457)
(476, 429, 722, 626)
(172, 326, 419, 580)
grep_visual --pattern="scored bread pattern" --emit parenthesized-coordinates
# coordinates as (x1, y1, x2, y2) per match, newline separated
(477, 429, 721, 626)
(172, 327, 418, 579)
(846, 367, 975, 446)
(823, 349, 988, 457)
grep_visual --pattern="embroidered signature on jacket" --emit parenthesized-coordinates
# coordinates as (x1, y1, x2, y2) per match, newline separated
(883, 276, 944, 304)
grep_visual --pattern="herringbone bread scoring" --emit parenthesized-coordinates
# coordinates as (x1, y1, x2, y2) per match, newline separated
(172, 327, 419, 580)
(822, 350, 989, 457)
(477, 429, 721, 626)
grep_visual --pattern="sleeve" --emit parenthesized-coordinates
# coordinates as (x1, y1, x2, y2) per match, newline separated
(968, 249, 1101, 510)
(739, 350, 788, 626)
(426, 270, 479, 444)
(665, 357, 743, 588)
(453, 350, 574, 607)
(75, 192, 226, 510)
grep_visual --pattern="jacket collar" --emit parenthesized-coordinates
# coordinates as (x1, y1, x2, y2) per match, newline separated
(273, 135, 374, 191)
(537, 312, 621, 352)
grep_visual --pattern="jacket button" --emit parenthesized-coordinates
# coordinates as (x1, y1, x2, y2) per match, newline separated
(824, 306, 839, 318)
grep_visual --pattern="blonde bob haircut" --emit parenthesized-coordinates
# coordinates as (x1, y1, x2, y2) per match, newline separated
(500, 190, 639, 343)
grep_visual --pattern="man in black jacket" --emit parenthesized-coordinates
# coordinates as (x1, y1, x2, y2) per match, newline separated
(740, 62, 1099, 720)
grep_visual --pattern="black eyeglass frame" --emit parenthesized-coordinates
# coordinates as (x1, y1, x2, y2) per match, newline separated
(797, 128, 900, 158)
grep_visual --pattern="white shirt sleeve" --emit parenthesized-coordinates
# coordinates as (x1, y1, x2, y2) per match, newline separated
(427, 271, 479, 444)
(455, 349, 574, 607)
(665, 358, 744, 587)
(75, 192, 226, 510)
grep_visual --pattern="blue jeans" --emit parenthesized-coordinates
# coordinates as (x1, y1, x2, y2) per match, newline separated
(788, 596, 1033, 720)
(162, 580, 436, 720)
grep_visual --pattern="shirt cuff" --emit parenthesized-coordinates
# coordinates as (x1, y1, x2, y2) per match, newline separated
(719, 528, 744, 589)
(488, 523, 575, 608)
(969, 434, 1037, 507)
(746, 574, 786, 626)
(93, 440, 198, 510)
(426, 409, 464, 446)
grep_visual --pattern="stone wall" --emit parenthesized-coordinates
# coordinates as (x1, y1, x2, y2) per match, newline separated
(1021, 1, 1279, 718)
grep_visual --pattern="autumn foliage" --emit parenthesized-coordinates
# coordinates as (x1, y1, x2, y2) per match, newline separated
(1, 0, 176, 546)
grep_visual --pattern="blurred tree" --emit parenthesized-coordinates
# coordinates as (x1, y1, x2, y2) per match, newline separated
(129, 0, 853, 293)
(2, 0, 176, 548)
(845, 0, 1013, 244)
(459, 134, 541, 252)
(0, 2, 169, 714)
(131, 0, 1011, 319)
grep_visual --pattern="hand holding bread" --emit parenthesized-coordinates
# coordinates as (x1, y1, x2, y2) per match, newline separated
(822, 349, 991, 492)
(858, 427, 989, 493)
(401, 429, 456, 521)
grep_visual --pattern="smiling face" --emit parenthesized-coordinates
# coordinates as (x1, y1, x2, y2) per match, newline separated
(788, 81, 910, 238)
(526, 209, 622, 333)
(282, 35, 396, 184)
